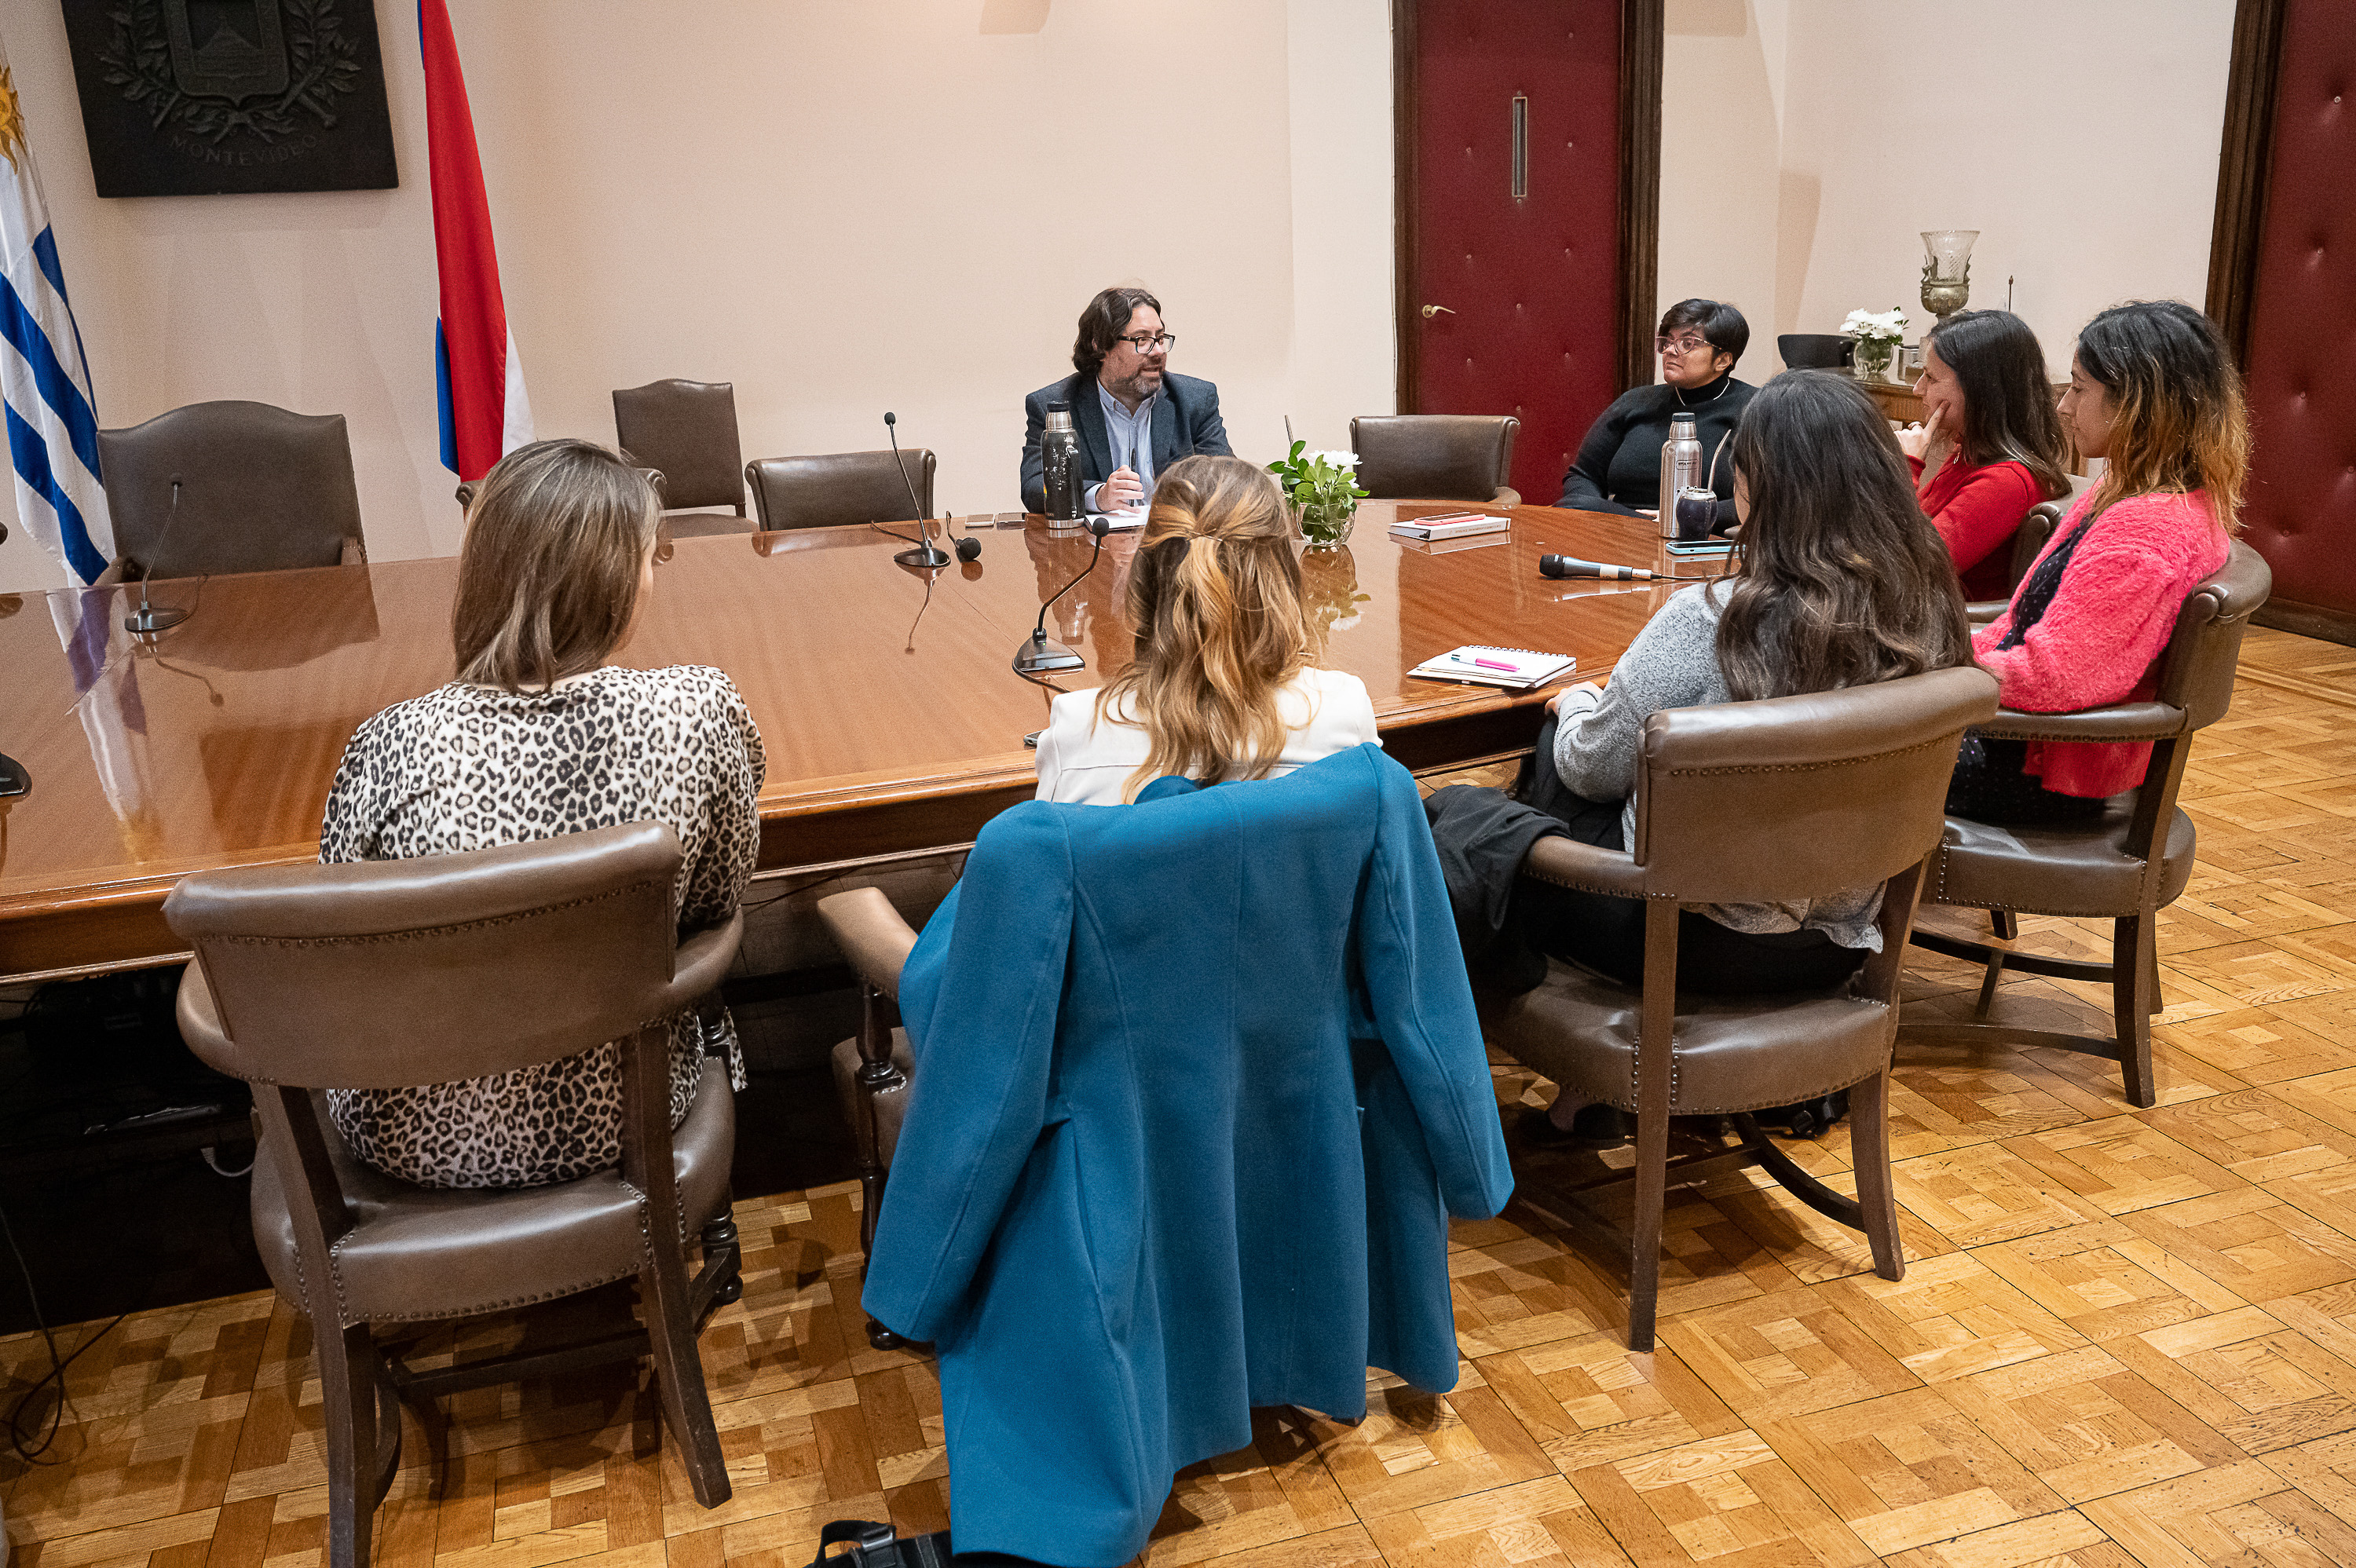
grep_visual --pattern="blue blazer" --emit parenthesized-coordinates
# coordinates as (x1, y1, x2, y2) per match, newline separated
(1019, 369, 1232, 515)
(863, 745, 1514, 1566)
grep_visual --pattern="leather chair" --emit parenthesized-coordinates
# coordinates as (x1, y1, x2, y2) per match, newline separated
(163, 822, 744, 1568)
(1483, 666, 1999, 1350)
(95, 400, 365, 582)
(1348, 415, 1521, 506)
(1778, 334, 1854, 371)
(1904, 541, 2273, 1107)
(613, 378, 751, 539)
(745, 450, 935, 531)
(455, 468, 667, 520)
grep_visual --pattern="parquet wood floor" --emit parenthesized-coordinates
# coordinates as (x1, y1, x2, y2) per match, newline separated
(8, 627, 2356, 1568)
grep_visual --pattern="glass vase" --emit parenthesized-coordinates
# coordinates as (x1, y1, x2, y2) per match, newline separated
(1297, 499, 1357, 551)
(1852, 341, 1894, 383)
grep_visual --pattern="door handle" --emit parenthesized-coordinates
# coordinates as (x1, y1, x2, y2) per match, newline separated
(1421, 304, 1454, 319)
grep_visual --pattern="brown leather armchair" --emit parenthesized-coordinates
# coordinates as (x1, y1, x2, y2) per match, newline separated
(1348, 414, 1521, 506)
(614, 378, 751, 539)
(1904, 540, 2273, 1106)
(1482, 666, 1999, 1350)
(164, 822, 744, 1568)
(746, 449, 935, 531)
(95, 400, 366, 583)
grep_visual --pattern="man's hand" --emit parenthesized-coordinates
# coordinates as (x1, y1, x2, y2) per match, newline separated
(1099, 466, 1145, 513)
(1895, 404, 1946, 463)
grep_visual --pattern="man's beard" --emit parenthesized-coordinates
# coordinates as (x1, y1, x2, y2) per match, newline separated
(1105, 364, 1163, 403)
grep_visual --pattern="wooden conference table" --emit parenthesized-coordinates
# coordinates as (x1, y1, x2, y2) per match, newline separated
(0, 499, 1724, 981)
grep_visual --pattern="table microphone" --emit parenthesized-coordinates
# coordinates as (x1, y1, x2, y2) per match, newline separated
(881, 411, 957, 567)
(1540, 554, 1659, 582)
(1013, 517, 1110, 674)
(0, 520, 23, 795)
(124, 477, 193, 634)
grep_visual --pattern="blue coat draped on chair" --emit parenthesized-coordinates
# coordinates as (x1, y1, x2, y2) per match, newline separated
(862, 744, 1515, 1566)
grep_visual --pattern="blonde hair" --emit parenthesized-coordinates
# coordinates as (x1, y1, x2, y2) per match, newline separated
(452, 439, 660, 693)
(1098, 455, 1308, 801)
(2075, 300, 2250, 529)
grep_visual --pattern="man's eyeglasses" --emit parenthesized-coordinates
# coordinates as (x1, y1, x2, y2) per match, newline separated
(1655, 334, 1712, 356)
(1116, 332, 1176, 356)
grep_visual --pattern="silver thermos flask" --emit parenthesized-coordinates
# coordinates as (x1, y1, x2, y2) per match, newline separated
(1042, 403, 1084, 524)
(1658, 412, 1701, 539)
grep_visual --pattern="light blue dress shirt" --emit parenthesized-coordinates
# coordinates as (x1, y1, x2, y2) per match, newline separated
(1086, 378, 1159, 513)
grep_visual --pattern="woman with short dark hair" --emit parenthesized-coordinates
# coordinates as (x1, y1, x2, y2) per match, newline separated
(1894, 309, 2073, 598)
(319, 438, 766, 1188)
(1949, 300, 2248, 823)
(1557, 298, 1755, 528)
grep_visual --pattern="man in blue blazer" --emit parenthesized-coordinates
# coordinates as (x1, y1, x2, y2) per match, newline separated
(1019, 285, 1232, 516)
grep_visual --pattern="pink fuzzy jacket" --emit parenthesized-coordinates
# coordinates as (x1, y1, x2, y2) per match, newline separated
(1973, 488, 2229, 799)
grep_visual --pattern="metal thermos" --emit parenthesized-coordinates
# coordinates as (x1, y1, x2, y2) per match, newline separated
(1658, 412, 1702, 539)
(1042, 404, 1084, 524)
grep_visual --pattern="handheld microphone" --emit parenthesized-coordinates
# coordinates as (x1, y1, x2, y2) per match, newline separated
(1013, 517, 1110, 675)
(124, 478, 192, 634)
(1539, 554, 1656, 581)
(882, 411, 952, 568)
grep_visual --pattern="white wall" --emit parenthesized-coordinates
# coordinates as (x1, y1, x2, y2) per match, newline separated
(1662, 0, 2236, 380)
(0, 0, 1396, 593)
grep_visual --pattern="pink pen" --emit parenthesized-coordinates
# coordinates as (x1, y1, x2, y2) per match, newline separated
(1469, 656, 1517, 672)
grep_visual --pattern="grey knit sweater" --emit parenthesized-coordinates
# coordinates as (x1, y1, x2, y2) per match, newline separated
(1551, 585, 1885, 949)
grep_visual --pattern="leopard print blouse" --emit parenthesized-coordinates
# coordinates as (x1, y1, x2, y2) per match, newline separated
(318, 664, 766, 1190)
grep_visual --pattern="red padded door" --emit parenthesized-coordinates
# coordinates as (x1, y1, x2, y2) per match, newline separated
(1410, 0, 1623, 506)
(2240, 0, 2356, 622)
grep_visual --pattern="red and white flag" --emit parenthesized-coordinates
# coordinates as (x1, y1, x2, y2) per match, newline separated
(421, 0, 529, 481)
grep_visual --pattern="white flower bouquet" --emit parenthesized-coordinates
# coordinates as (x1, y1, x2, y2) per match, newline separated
(1841, 307, 1909, 345)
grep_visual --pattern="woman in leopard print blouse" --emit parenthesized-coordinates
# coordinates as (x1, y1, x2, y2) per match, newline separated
(319, 440, 766, 1189)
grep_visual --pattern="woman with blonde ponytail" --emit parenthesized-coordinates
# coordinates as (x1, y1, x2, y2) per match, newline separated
(1034, 454, 1380, 805)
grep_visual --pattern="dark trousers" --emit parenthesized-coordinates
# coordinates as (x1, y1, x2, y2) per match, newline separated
(1945, 735, 2107, 826)
(1511, 788, 1868, 996)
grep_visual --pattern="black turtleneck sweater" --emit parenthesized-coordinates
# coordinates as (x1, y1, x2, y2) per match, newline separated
(1557, 374, 1757, 529)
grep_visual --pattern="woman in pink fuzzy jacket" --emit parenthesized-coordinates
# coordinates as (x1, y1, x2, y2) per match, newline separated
(1949, 300, 2251, 822)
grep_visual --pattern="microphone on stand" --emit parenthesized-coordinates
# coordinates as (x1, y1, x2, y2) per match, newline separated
(124, 477, 193, 634)
(1013, 517, 1110, 675)
(882, 411, 953, 568)
(0, 520, 24, 796)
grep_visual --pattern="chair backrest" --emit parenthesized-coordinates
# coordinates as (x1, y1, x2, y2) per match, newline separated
(746, 450, 935, 530)
(1348, 415, 1519, 502)
(1629, 666, 1999, 903)
(1778, 334, 1854, 371)
(2006, 499, 2065, 590)
(164, 822, 687, 1091)
(2153, 538, 2272, 733)
(99, 400, 364, 579)
(613, 379, 744, 514)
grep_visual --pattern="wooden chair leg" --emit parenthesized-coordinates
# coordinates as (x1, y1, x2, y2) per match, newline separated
(638, 1243, 732, 1508)
(701, 1186, 743, 1307)
(1627, 1104, 1668, 1353)
(2145, 928, 2164, 1016)
(1849, 1070, 1904, 1281)
(2114, 916, 2157, 1109)
(1988, 908, 2016, 941)
(319, 1322, 381, 1568)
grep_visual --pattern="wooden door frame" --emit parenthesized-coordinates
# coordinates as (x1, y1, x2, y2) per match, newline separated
(2204, 0, 2287, 364)
(1391, 0, 1665, 413)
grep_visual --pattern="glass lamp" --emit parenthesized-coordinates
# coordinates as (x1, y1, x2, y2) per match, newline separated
(1920, 229, 1977, 328)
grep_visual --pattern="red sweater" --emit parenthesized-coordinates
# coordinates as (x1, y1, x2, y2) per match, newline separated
(1909, 451, 2043, 601)
(1973, 489, 2230, 798)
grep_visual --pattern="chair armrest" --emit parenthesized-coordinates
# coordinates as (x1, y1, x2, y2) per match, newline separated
(1520, 835, 1648, 899)
(339, 538, 367, 567)
(1975, 702, 2187, 744)
(659, 909, 745, 1016)
(818, 887, 919, 1002)
(1491, 486, 1523, 508)
(1965, 599, 2007, 623)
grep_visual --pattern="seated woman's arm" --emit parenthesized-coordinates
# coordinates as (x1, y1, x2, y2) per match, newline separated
(1912, 458, 2042, 579)
(681, 674, 766, 930)
(1557, 398, 1645, 514)
(1551, 590, 1722, 802)
(1972, 533, 2194, 714)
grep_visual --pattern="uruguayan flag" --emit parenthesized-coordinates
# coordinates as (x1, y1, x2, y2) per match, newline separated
(0, 37, 111, 585)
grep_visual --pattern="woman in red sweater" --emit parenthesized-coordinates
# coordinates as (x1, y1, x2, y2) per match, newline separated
(1894, 309, 2072, 600)
(1948, 300, 2250, 822)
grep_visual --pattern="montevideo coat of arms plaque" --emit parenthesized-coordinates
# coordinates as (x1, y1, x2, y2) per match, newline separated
(60, 0, 398, 197)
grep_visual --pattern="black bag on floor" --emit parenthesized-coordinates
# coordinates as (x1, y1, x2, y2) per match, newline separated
(810, 1522, 953, 1568)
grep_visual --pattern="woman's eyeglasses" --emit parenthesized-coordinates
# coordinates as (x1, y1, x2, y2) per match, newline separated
(1655, 334, 1711, 356)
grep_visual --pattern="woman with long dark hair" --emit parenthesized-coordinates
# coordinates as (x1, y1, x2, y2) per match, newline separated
(1450, 372, 1974, 1143)
(1894, 309, 2074, 598)
(1949, 300, 2248, 822)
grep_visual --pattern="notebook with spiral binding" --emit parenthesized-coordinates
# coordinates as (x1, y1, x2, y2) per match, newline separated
(1407, 645, 1575, 690)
